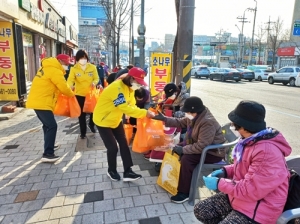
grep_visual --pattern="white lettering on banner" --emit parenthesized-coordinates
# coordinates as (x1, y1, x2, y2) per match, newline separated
(113, 93, 126, 106)
(29, 3, 44, 24)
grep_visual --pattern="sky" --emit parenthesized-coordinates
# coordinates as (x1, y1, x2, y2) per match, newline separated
(49, 0, 295, 43)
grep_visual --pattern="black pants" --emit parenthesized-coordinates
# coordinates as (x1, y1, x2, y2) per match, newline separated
(194, 193, 258, 224)
(76, 95, 94, 136)
(34, 110, 57, 155)
(178, 153, 222, 194)
(97, 122, 133, 172)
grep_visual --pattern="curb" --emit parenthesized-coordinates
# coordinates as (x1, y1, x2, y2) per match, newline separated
(0, 107, 26, 121)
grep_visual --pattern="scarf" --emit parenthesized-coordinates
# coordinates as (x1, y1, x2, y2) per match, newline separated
(182, 114, 200, 146)
(232, 127, 273, 163)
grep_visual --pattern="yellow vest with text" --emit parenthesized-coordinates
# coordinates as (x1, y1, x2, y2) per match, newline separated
(67, 63, 99, 96)
(93, 80, 147, 128)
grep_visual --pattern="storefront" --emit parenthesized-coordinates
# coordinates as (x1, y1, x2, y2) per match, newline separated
(63, 16, 78, 60)
(277, 46, 300, 68)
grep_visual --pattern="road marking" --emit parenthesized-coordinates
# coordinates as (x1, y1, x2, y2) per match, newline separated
(268, 108, 300, 119)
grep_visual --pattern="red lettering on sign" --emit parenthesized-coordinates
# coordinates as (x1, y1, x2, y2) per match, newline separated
(0, 73, 14, 85)
(154, 81, 167, 92)
(0, 57, 12, 69)
(0, 40, 10, 53)
(154, 68, 167, 79)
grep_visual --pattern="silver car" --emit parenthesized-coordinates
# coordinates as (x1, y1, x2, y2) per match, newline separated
(254, 69, 271, 81)
(268, 66, 300, 86)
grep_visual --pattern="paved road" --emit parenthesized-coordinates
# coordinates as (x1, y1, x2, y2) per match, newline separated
(190, 77, 300, 155)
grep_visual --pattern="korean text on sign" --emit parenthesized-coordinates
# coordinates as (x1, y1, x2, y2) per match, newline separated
(0, 22, 18, 101)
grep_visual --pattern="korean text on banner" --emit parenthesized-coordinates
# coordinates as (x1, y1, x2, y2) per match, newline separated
(150, 52, 172, 96)
(0, 22, 19, 101)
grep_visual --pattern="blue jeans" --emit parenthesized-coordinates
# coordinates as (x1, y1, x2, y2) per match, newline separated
(34, 110, 57, 155)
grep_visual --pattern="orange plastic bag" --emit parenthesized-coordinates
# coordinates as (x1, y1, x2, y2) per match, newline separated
(124, 124, 133, 145)
(137, 117, 165, 148)
(83, 88, 98, 113)
(54, 94, 70, 117)
(69, 96, 81, 118)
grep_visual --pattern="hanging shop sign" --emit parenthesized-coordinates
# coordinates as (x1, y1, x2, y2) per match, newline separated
(29, 2, 45, 24)
(19, 0, 31, 12)
(0, 22, 19, 101)
(150, 52, 172, 96)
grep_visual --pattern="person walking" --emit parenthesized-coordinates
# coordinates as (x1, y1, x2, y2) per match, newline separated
(93, 67, 155, 182)
(26, 54, 75, 162)
(194, 100, 292, 224)
(67, 50, 99, 139)
(96, 62, 105, 86)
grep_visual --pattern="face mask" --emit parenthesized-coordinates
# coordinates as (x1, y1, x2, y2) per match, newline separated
(168, 94, 176, 100)
(79, 59, 87, 65)
(185, 113, 194, 120)
(62, 65, 69, 70)
(130, 82, 141, 91)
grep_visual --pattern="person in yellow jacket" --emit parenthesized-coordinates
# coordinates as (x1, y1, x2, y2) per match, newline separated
(26, 54, 74, 162)
(67, 50, 99, 139)
(93, 67, 155, 182)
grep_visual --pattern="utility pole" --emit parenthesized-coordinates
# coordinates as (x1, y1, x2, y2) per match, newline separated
(248, 0, 257, 65)
(237, 8, 249, 66)
(138, 0, 145, 69)
(176, 0, 195, 88)
(264, 16, 275, 65)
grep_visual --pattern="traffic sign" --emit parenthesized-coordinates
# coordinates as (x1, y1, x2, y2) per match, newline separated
(293, 23, 300, 36)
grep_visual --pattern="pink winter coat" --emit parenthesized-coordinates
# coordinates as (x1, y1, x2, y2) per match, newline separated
(218, 132, 292, 224)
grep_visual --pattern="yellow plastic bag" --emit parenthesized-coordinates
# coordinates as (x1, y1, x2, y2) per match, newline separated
(157, 150, 181, 196)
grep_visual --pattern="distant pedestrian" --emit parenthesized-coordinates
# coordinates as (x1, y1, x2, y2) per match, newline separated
(114, 64, 134, 80)
(26, 54, 74, 162)
(67, 50, 99, 139)
(96, 62, 105, 86)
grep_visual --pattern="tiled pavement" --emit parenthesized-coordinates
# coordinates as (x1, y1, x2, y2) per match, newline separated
(0, 109, 215, 224)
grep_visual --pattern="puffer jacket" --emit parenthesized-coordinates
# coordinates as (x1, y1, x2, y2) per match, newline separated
(93, 79, 147, 128)
(218, 131, 292, 224)
(67, 63, 99, 96)
(26, 58, 74, 111)
(172, 81, 189, 108)
(164, 108, 226, 157)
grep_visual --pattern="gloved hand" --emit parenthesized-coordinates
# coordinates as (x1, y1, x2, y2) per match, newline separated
(209, 169, 225, 178)
(172, 145, 183, 157)
(152, 111, 166, 121)
(203, 176, 219, 191)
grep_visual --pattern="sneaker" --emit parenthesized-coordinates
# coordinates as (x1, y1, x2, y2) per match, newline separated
(41, 154, 60, 163)
(54, 145, 60, 151)
(123, 168, 142, 182)
(107, 170, 121, 181)
(80, 135, 86, 139)
(88, 124, 96, 133)
(171, 192, 189, 204)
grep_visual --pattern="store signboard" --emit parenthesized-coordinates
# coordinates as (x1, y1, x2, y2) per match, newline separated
(0, 22, 19, 101)
(150, 52, 172, 97)
(19, 0, 31, 12)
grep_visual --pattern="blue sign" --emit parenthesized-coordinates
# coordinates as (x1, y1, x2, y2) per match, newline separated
(293, 23, 300, 36)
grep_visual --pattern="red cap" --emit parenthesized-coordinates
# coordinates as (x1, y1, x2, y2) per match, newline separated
(56, 54, 71, 65)
(100, 62, 105, 66)
(128, 67, 147, 86)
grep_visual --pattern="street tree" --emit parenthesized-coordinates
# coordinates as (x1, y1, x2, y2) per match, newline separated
(268, 17, 290, 71)
(100, 0, 140, 67)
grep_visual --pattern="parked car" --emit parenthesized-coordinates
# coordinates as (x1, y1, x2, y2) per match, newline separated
(208, 67, 218, 73)
(267, 66, 300, 86)
(209, 68, 241, 82)
(194, 66, 210, 79)
(236, 69, 255, 81)
(191, 65, 201, 77)
(254, 69, 271, 81)
(295, 73, 300, 87)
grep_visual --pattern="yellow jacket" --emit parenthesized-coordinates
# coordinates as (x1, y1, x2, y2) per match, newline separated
(67, 63, 99, 96)
(93, 80, 147, 128)
(26, 58, 74, 111)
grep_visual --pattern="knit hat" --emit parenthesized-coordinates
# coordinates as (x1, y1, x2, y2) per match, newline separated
(164, 83, 178, 98)
(181, 96, 205, 113)
(100, 62, 105, 66)
(228, 100, 266, 133)
(56, 54, 71, 65)
(127, 67, 147, 86)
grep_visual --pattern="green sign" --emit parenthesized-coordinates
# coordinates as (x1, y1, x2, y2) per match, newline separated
(203, 46, 211, 50)
(19, 0, 31, 12)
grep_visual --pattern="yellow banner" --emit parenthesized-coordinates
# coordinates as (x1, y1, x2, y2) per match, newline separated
(150, 52, 172, 96)
(0, 22, 19, 101)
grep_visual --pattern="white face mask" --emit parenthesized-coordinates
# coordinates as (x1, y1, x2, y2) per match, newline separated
(168, 94, 176, 100)
(79, 59, 87, 65)
(130, 82, 141, 91)
(62, 65, 69, 70)
(185, 113, 194, 120)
